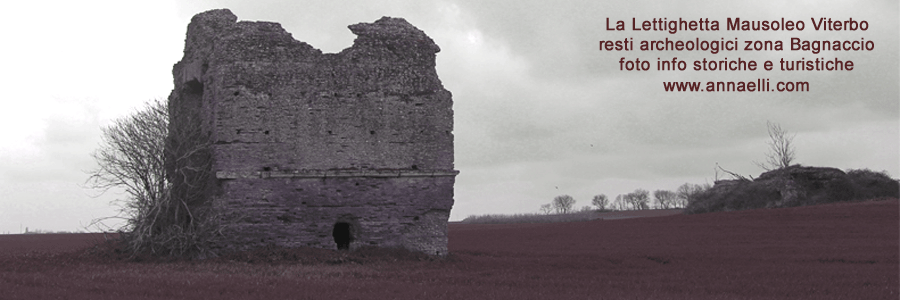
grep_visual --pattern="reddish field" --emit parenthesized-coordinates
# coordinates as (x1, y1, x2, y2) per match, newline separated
(2, 200, 897, 299)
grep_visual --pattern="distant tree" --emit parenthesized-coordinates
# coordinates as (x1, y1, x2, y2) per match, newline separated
(614, 194, 626, 210)
(637, 190, 650, 210)
(676, 183, 711, 207)
(622, 194, 634, 210)
(552, 195, 576, 214)
(624, 189, 650, 210)
(539, 203, 553, 215)
(591, 194, 609, 211)
(754, 121, 796, 171)
(653, 190, 677, 209)
(579, 205, 593, 212)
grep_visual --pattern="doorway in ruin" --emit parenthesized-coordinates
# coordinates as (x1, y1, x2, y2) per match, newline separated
(332, 222, 353, 250)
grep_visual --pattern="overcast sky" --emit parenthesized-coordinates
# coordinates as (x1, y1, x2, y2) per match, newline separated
(0, 0, 896, 233)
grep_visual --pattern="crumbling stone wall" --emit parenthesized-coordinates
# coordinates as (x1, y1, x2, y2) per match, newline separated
(168, 9, 457, 255)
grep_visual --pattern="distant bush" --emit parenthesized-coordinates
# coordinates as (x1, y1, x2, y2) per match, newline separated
(846, 169, 900, 200)
(684, 180, 779, 214)
(684, 166, 899, 214)
(460, 211, 597, 224)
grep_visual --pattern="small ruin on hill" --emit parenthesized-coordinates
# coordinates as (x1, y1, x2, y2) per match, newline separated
(167, 9, 457, 255)
(686, 165, 899, 214)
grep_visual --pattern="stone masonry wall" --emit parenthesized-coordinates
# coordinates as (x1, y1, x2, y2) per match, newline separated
(168, 9, 456, 255)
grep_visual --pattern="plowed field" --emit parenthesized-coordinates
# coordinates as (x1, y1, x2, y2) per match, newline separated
(2, 200, 897, 299)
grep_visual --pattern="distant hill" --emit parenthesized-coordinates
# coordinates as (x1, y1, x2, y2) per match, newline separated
(685, 165, 899, 214)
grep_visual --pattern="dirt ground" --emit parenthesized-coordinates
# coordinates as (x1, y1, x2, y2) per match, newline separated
(1, 199, 897, 299)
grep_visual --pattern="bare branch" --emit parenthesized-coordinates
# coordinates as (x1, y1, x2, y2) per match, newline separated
(755, 121, 796, 171)
(716, 163, 750, 181)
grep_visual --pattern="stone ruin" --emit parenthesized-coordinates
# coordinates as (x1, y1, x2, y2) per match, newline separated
(167, 9, 457, 255)
(687, 165, 899, 214)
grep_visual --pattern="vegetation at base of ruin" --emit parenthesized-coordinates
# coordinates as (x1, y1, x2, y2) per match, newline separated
(85, 99, 226, 259)
(684, 167, 899, 214)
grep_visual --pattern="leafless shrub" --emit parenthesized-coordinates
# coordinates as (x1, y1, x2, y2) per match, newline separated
(86, 99, 227, 258)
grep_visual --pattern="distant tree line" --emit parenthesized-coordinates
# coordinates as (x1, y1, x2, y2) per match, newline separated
(532, 122, 896, 217)
(539, 182, 712, 214)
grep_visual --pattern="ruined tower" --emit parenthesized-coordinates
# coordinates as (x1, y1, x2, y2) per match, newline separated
(168, 9, 456, 255)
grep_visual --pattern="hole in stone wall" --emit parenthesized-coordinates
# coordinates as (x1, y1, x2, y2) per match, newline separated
(370, 130, 375, 135)
(264, 130, 270, 135)
(411, 165, 418, 170)
(263, 167, 271, 171)
(332, 222, 352, 250)
(233, 91, 239, 96)
(413, 216, 420, 221)
(185, 79, 203, 94)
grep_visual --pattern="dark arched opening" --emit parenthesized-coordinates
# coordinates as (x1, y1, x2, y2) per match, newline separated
(332, 222, 353, 250)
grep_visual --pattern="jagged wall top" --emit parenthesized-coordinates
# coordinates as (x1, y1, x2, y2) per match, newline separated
(178, 9, 440, 66)
(171, 8, 454, 172)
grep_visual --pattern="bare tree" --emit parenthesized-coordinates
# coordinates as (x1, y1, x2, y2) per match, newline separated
(754, 121, 796, 171)
(675, 183, 711, 207)
(552, 195, 576, 214)
(591, 194, 609, 211)
(614, 194, 626, 210)
(87, 99, 168, 231)
(653, 190, 676, 209)
(86, 99, 222, 257)
(622, 194, 634, 210)
(625, 189, 650, 210)
(539, 203, 553, 215)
